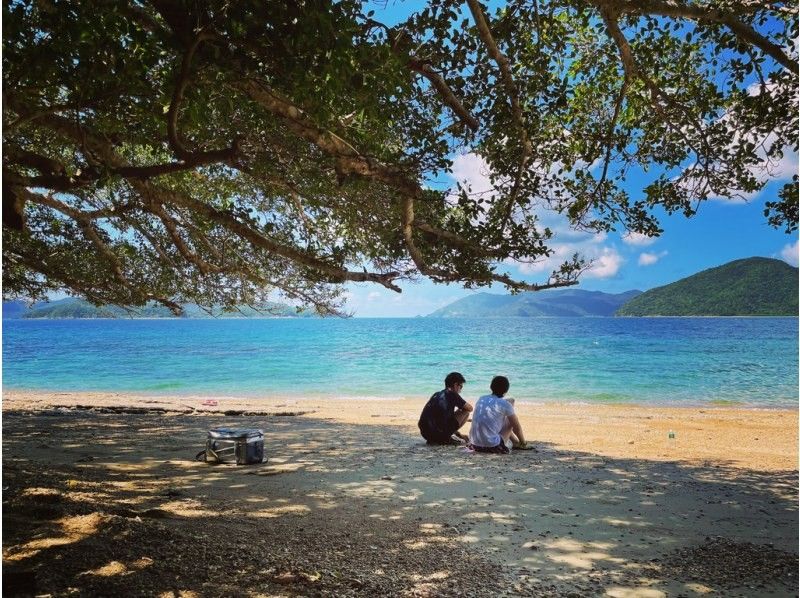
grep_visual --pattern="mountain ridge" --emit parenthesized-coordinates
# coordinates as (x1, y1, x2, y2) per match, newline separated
(2, 298, 314, 319)
(427, 289, 643, 318)
(615, 257, 798, 316)
(427, 257, 797, 318)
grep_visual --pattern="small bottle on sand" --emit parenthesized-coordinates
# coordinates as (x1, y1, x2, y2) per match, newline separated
(668, 430, 676, 440)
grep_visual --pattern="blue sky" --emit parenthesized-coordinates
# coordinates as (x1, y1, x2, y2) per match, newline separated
(341, 1, 798, 317)
(344, 176, 798, 317)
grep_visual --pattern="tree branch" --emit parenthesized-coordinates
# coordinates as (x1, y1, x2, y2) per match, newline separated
(7, 107, 407, 291)
(364, 17, 479, 131)
(413, 221, 504, 258)
(129, 179, 402, 292)
(148, 200, 224, 275)
(234, 79, 424, 199)
(602, 0, 798, 72)
(489, 271, 578, 291)
(162, 29, 242, 167)
(406, 58, 479, 131)
(3, 146, 66, 176)
(601, 9, 707, 163)
(17, 189, 184, 315)
(593, 76, 630, 198)
(10, 80, 564, 297)
(401, 195, 452, 280)
(168, 30, 214, 158)
(8, 250, 120, 307)
(122, 216, 178, 269)
(466, 0, 532, 227)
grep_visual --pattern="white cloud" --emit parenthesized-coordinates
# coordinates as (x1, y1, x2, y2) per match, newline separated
(516, 243, 622, 279)
(780, 240, 799, 266)
(766, 146, 799, 181)
(638, 250, 668, 266)
(450, 152, 497, 202)
(510, 229, 621, 282)
(447, 152, 505, 224)
(449, 152, 622, 282)
(671, 82, 799, 206)
(366, 291, 381, 301)
(700, 83, 799, 202)
(584, 247, 623, 279)
(515, 243, 575, 275)
(622, 231, 658, 246)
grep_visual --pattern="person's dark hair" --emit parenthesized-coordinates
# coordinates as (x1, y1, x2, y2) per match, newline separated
(444, 372, 466, 388)
(490, 376, 510, 397)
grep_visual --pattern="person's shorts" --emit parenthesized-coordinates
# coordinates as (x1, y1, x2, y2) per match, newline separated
(420, 417, 460, 444)
(470, 441, 510, 454)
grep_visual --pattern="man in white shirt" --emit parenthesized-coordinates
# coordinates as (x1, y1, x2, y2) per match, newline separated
(469, 376, 528, 454)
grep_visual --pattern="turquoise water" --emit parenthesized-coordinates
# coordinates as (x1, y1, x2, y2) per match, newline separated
(2, 318, 798, 407)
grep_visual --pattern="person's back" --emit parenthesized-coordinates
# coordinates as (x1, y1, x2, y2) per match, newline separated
(468, 376, 527, 454)
(418, 389, 459, 437)
(418, 372, 473, 444)
(470, 393, 515, 448)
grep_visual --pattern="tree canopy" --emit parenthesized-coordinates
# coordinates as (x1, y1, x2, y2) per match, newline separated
(3, 0, 797, 315)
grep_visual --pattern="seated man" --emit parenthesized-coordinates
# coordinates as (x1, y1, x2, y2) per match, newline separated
(418, 372, 473, 444)
(469, 376, 528, 454)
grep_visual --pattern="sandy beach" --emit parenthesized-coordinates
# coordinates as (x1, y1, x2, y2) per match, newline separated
(3, 390, 798, 596)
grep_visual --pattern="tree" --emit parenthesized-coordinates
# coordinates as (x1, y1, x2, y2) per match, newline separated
(3, 0, 797, 315)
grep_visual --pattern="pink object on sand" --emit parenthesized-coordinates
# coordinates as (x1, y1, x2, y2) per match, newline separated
(201, 399, 218, 406)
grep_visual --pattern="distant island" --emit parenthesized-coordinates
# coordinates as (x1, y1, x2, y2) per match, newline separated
(428, 257, 798, 318)
(5, 257, 797, 319)
(2, 298, 315, 319)
(428, 289, 642, 317)
(616, 257, 798, 316)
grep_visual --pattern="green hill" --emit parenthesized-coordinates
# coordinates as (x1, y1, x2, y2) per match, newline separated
(22, 299, 128, 318)
(428, 289, 642, 317)
(3, 298, 315, 319)
(616, 257, 798, 316)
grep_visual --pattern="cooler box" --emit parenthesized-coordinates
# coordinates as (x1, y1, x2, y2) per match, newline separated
(206, 428, 264, 465)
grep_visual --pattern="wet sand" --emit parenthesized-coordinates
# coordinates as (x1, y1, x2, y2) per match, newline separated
(3, 390, 798, 596)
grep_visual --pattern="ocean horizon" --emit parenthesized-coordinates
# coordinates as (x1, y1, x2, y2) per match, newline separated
(3, 317, 798, 408)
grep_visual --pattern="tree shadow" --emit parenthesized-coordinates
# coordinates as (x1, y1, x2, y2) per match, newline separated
(2, 409, 797, 597)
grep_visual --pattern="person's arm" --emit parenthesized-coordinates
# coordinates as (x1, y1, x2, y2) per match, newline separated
(507, 414, 525, 446)
(453, 392, 473, 412)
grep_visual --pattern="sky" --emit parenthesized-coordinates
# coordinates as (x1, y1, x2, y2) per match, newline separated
(342, 1, 799, 318)
(39, 2, 798, 317)
(344, 174, 798, 317)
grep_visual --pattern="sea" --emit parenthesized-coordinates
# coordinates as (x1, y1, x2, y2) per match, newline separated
(2, 317, 798, 408)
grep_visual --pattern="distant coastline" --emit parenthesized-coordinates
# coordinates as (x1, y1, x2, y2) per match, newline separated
(429, 257, 798, 318)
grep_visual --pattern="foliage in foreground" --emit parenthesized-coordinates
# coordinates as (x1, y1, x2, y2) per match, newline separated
(3, 0, 797, 314)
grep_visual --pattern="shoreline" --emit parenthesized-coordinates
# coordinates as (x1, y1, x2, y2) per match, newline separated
(7, 315, 799, 319)
(4, 387, 797, 410)
(4, 389, 797, 472)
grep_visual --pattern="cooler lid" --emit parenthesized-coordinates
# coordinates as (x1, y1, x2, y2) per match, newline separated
(207, 428, 263, 439)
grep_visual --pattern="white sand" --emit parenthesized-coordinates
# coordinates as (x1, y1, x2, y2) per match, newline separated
(2, 390, 797, 596)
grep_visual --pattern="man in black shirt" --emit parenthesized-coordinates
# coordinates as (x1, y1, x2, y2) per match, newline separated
(418, 372, 474, 444)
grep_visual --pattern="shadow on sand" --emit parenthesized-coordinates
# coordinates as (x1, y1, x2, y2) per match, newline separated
(3, 409, 797, 597)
